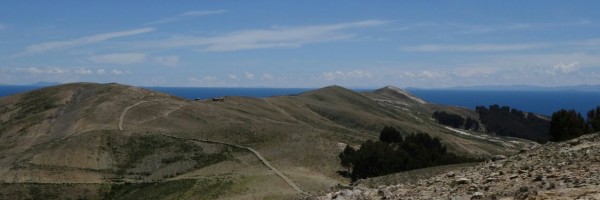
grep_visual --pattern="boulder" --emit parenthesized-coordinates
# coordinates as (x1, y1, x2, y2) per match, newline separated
(455, 178, 471, 184)
(447, 171, 456, 177)
(471, 192, 484, 199)
(339, 189, 354, 197)
(378, 187, 393, 199)
(491, 155, 507, 161)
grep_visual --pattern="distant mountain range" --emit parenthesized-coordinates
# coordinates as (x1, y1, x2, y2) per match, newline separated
(409, 84, 600, 92)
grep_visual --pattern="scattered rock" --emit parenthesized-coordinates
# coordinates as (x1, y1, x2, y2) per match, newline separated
(491, 155, 507, 161)
(339, 189, 353, 197)
(547, 174, 559, 179)
(314, 134, 600, 199)
(447, 171, 456, 177)
(471, 192, 484, 199)
(378, 187, 392, 199)
(455, 178, 471, 184)
(469, 184, 479, 191)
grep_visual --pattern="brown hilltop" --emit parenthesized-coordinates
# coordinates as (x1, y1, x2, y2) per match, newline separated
(0, 83, 535, 199)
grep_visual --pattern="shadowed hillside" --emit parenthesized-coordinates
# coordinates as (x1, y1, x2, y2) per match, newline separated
(0, 83, 536, 199)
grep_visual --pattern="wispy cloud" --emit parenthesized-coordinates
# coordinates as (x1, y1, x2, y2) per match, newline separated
(244, 71, 255, 80)
(323, 70, 373, 81)
(15, 67, 68, 74)
(89, 53, 146, 65)
(454, 20, 592, 34)
(151, 20, 388, 52)
(261, 73, 274, 80)
(155, 56, 179, 67)
(17, 27, 155, 56)
(11, 66, 128, 76)
(401, 43, 548, 52)
(546, 61, 580, 75)
(145, 9, 226, 25)
(388, 52, 600, 87)
(74, 68, 93, 75)
(111, 69, 131, 75)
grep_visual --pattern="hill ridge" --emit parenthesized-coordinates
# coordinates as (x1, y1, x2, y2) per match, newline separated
(0, 82, 536, 199)
(373, 85, 428, 104)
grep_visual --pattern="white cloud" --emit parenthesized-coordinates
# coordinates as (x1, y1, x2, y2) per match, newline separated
(75, 68, 93, 75)
(545, 61, 580, 75)
(386, 57, 596, 88)
(15, 67, 67, 74)
(154, 56, 179, 67)
(452, 67, 497, 78)
(418, 70, 447, 78)
(397, 70, 448, 79)
(244, 71, 255, 80)
(568, 38, 600, 47)
(111, 69, 131, 75)
(323, 70, 373, 81)
(19, 27, 155, 56)
(145, 9, 226, 25)
(454, 20, 593, 34)
(16, 67, 44, 74)
(3, 66, 136, 85)
(228, 74, 238, 80)
(203, 76, 217, 81)
(261, 73, 274, 80)
(14, 67, 121, 76)
(401, 43, 547, 52)
(153, 20, 388, 52)
(89, 53, 146, 65)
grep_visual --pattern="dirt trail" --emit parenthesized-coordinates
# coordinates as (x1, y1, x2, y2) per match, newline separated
(118, 101, 148, 130)
(160, 134, 306, 195)
(118, 101, 306, 194)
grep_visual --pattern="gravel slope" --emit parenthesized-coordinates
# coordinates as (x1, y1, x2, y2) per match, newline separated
(312, 133, 600, 200)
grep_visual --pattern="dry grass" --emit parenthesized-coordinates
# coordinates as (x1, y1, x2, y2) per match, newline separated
(0, 83, 533, 199)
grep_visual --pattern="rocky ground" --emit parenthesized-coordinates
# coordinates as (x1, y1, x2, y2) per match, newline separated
(311, 134, 600, 200)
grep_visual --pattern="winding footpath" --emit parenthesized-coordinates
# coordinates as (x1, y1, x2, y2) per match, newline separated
(160, 134, 306, 194)
(119, 101, 306, 194)
(118, 101, 148, 130)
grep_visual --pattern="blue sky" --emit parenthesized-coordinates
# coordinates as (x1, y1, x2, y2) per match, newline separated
(1, 1, 600, 88)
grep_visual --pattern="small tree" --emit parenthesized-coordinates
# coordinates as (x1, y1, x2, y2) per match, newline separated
(587, 106, 600, 133)
(339, 145, 356, 172)
(549, 109, 587, 141)
(379, 126, 403, 143)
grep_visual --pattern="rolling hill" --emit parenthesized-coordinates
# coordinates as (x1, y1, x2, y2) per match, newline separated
(0, 83, 535, 199)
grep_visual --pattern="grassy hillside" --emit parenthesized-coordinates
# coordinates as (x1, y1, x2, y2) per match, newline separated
(0, 83, 536, 199)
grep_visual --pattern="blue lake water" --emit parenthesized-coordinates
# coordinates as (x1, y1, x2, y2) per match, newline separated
(406, 89, 600, 117)
(1, 85, 598, 116)
(0, 86, 42, 97)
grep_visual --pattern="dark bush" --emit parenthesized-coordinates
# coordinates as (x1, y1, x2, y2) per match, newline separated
(476, 105, 550, 141)
(549, 109, 587, 141)
(340, 127, 479, 180)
